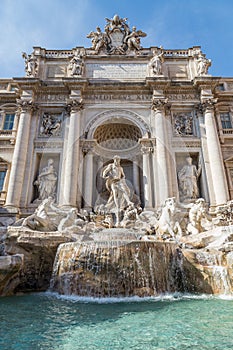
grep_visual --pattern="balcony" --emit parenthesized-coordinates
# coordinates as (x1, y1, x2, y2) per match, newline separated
(0, 129, 16, 144)
(222, 128, 233, 135)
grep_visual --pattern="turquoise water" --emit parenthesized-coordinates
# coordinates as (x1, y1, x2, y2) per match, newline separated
(0, 293, 233, 350)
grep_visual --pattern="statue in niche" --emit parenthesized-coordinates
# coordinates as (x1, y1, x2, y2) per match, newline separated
(102, 156, 135, 226)
(22, 52, 38, 77)
(196, 53, 211, 76)
(178, 156, 201, 201)
(34, 159, 57, 201)
(40, 113, 62, 136)
(68, 51, 84, 76)
(149, 50, 164, 75)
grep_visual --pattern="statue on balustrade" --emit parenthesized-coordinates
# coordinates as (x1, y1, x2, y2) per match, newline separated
(22, 52, 38, 77)
(34, 159, 57, 201)
(124, 26, 146, 53)
(87, 27, 109, 54)
(149, 50, 164, 75)
(68, 51, 84, 76)
(178, 156, 201, 201)
(196, 53, 211, 76)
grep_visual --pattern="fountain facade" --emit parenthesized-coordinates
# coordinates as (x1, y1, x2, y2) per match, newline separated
(0, 15, 233, 297)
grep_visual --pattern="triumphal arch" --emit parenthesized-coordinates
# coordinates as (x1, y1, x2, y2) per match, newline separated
(0, 14, 233, 225)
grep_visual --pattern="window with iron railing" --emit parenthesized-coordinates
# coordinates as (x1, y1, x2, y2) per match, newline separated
(220, 113, 232, 129)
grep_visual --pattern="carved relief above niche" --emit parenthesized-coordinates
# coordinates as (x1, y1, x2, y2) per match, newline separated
(173, 112, 194, 136)
(39, 112, 63, 137)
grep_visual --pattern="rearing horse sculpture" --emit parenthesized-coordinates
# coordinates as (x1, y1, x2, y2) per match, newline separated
(155, 197, 182, 240)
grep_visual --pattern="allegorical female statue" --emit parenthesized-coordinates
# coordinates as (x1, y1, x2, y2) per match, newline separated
(178, 156, 201, 201)
(34, 159, 57, 201)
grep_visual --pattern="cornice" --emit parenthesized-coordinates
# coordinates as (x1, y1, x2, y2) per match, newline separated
(192, 76, 221, 90)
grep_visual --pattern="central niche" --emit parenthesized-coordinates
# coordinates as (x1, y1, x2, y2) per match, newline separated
(94, 122, 142, 150)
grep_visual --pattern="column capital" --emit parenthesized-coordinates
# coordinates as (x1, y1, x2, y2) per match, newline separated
(140, 138, 155, 154)
(82, 139, 97, 154)
(199, 98, 218, 113)
(66, 98, 84, 113)
(16, 98, 36, 113)
(151, 97, 169, 112)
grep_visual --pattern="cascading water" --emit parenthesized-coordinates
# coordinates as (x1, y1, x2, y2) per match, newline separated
(49, 235, 187, 297)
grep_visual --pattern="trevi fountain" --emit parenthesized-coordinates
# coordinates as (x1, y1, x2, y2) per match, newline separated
(0, 14, 233, 350)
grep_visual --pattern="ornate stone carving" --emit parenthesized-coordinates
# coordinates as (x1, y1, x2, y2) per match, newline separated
(215, 201, 233, 226)
(187, 198, 212, 234)
(22, 52, 38, 77)
(21, 198, 86, 232)
(151, 98, 168, 111)
(86, 15, 147, 55)
(39, 113, 62, 137)
(67, 49, 85, 77)
(149, 49, 164, 76)
(16, 99, 35, 112)
(66, 98, 84, 113)
(101, 155, 138, 227)
(34, 159, 57, 201)
(155, 197, 182, 239)
(82, 140, 96, 154)
(173, 113, 193, 136)
(178, 156, 201, 202)
(140, 138, 155, 153)
(199, 98, 217, 112)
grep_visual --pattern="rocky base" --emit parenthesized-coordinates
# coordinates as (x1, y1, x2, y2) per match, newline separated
(3, 227, 77, 293)
(1, 226, 233, 297)
(0, 254, 24, 296)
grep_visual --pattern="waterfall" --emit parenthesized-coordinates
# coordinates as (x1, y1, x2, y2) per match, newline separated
(49, 240, 187, 297)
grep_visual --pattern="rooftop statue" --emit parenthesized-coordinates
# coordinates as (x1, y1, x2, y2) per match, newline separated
(196, 52, 211, 76)
(149, 49, 164, 76)
(22, 52, 38, 77)
(87, 14, 147, 55)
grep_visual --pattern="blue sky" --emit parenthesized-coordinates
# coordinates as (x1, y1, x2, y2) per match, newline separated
(0, 0, 233, 78)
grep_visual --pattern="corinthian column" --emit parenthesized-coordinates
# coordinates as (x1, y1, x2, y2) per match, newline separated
(60, 98, 83, 207)
(82, 141, 96, 211)
(151, 97, 170, 205)
(202, 99, 229, 205)
(5, 99, 34, 208)
(140, 141, 153, 209)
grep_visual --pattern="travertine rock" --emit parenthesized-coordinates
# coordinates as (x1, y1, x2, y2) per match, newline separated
(0, 254, 23, 296)
(4, 228, 76, 293)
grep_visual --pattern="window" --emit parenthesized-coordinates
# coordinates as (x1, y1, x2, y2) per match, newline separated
(216, 84, 225, 91)
(0, 171, 6, 191)
(220, 113, 232, 129)
(3, 114, 15, 130)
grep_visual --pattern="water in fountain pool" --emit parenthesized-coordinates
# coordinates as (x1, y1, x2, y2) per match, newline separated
(0, 293, 233, 350)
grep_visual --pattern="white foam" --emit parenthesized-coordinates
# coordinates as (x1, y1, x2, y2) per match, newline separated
(41, 291, 233, 304)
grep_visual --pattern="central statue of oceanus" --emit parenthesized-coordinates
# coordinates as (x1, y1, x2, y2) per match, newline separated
(102, 155, 135, 226)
